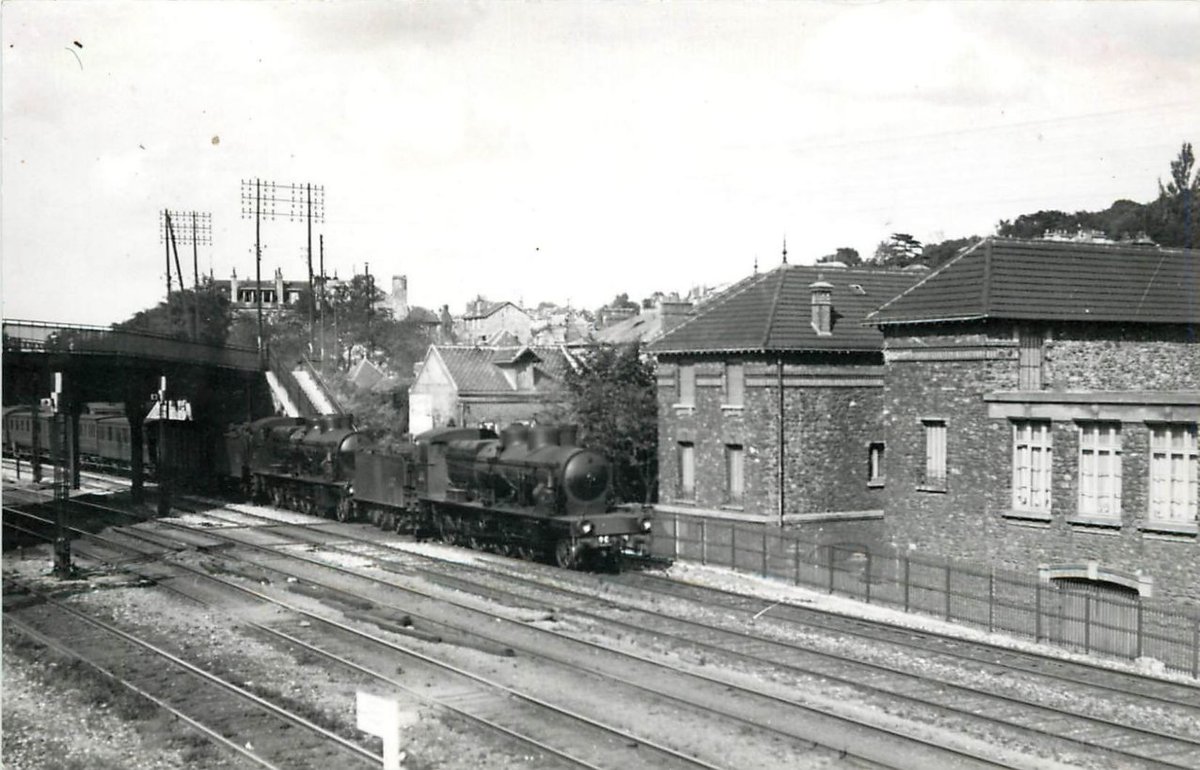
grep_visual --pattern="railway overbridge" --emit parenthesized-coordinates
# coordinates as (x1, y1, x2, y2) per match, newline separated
(2, 319, 273, 501)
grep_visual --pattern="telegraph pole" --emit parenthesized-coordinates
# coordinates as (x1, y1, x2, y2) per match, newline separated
(241, 179, 324, 358)
(319, 234, 326, 363)
(160, 210, 212, 342)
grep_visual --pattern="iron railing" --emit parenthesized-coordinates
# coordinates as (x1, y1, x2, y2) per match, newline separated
(2, 319, 262, 371)
(652, 512, 1200, 678)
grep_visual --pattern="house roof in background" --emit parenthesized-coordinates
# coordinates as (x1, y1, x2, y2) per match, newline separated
(867, 237, 1199, 325)
(429, 345, 574, 393)
(463, 300, 528, 320)
(650, 263, 919, 354)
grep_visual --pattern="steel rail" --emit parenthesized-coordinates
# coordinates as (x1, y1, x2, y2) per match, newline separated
(3, 576, 380, 768)
(2, 506, 691, 770)
(136, 511, 1010, 770)
(4, 613, 286, 770)
(395, 551, 1200, 768)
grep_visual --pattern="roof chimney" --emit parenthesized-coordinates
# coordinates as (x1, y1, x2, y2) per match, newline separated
(810, 279, 833, 335)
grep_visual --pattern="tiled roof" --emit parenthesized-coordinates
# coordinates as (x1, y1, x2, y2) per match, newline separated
(867, 237, 1199, 325)
(650, 264, 919, 354)
(594, 309, 662, 345)
(463, 301, 527, 320)
(432, 345, 574, 393)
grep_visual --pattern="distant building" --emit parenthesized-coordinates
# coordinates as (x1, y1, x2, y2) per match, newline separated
(212, 267, 335, 314)
(387, 275, 410, 320)
(867, 237, 1200, 606)
(594, 298, 693, 346)
(408, 344, 578, 434)
(456, 300, 533, 345)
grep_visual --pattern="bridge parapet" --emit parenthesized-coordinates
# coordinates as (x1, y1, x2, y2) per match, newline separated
(3, 319, 263, 371)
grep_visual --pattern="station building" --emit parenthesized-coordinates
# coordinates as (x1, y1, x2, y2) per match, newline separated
(649, 261, 919, 525)
(866, 237, 1199, 605)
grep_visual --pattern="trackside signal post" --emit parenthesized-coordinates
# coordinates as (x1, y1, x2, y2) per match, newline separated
(156, 376, 171, 517)
(50, 371, 74, 578)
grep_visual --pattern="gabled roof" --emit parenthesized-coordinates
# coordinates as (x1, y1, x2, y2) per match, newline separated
(650, 263, 919, 354)
(463, 300, 528, 320)
(867, 237, 1199, 326)
(427, 345, 573, 393)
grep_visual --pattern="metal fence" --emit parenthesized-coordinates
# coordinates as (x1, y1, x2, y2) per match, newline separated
(3, 319, 262, 371)
(652, 512, 1200, 678)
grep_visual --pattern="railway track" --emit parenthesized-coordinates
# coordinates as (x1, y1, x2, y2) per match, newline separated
(88, 501, 1069, 768)
(3, 576, 380, 770)
(3, 498, 767, 768)
(153, 498, 1200, 769)
(12, 484, 1200, 768)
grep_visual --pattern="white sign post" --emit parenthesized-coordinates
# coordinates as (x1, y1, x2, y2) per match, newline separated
(356, 691, 419, 770)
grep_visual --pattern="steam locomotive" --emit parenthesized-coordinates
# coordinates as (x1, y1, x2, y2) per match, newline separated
(222, 416, 652, 569)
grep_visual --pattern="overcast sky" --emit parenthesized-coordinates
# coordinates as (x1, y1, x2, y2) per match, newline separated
(3, 1, 1198, 326)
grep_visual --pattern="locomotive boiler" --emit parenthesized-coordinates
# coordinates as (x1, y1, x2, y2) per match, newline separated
(227, 414, 361, 517)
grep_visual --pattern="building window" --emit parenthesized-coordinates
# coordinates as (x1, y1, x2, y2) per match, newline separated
(868, 442, 885, 485)
(678, 364, 695, 407)
(725, 363, 744, 407)
(678, 442, 695, 500)
(725, 444, 744, 505)
(1149, 423, 1198, 525)
(1078, 422, 1121, 518)
(921, 420, 947, 488)
(1013, 421, 1052, 512)
(1018, 327, 1044, 390)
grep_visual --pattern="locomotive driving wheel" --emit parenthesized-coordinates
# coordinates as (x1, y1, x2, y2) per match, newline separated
(336, 497, 353, 522)
(554, 539, 578, 570)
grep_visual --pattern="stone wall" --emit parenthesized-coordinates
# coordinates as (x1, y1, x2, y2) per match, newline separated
(881, 319, 1200, 606)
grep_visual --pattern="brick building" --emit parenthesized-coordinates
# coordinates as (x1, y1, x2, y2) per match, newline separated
(650, 262, 918, 522)
(408, 344, 578, 434)
(867, 237, 1199, 605)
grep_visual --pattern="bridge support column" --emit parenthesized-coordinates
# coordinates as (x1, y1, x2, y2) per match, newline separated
(68, 402, 82, 490)
(124, 400, 148, 504)
(29, 397, 43, 483)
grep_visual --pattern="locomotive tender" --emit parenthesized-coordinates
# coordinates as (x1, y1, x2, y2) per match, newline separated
(227, 418, 652, 569)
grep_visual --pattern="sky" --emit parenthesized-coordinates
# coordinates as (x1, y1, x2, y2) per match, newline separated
(3, 1, 1199, 326)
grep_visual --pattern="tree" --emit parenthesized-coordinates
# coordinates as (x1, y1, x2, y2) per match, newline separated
(870, 233, 924, 267)
(1147, 141, 1199, 249)
(920, 236, 982, 271)
(608, 292, 639, 311)
(114, 279, 232, 345)
(560, 343, 658, 504)
(817, 247, 862, 266)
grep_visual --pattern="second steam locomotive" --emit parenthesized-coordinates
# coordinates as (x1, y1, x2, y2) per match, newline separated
(221, 416, 652, 569)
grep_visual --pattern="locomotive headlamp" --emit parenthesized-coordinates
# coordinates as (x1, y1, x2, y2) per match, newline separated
(640, 518, 653, 532)
(579, 520, 594, 536)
